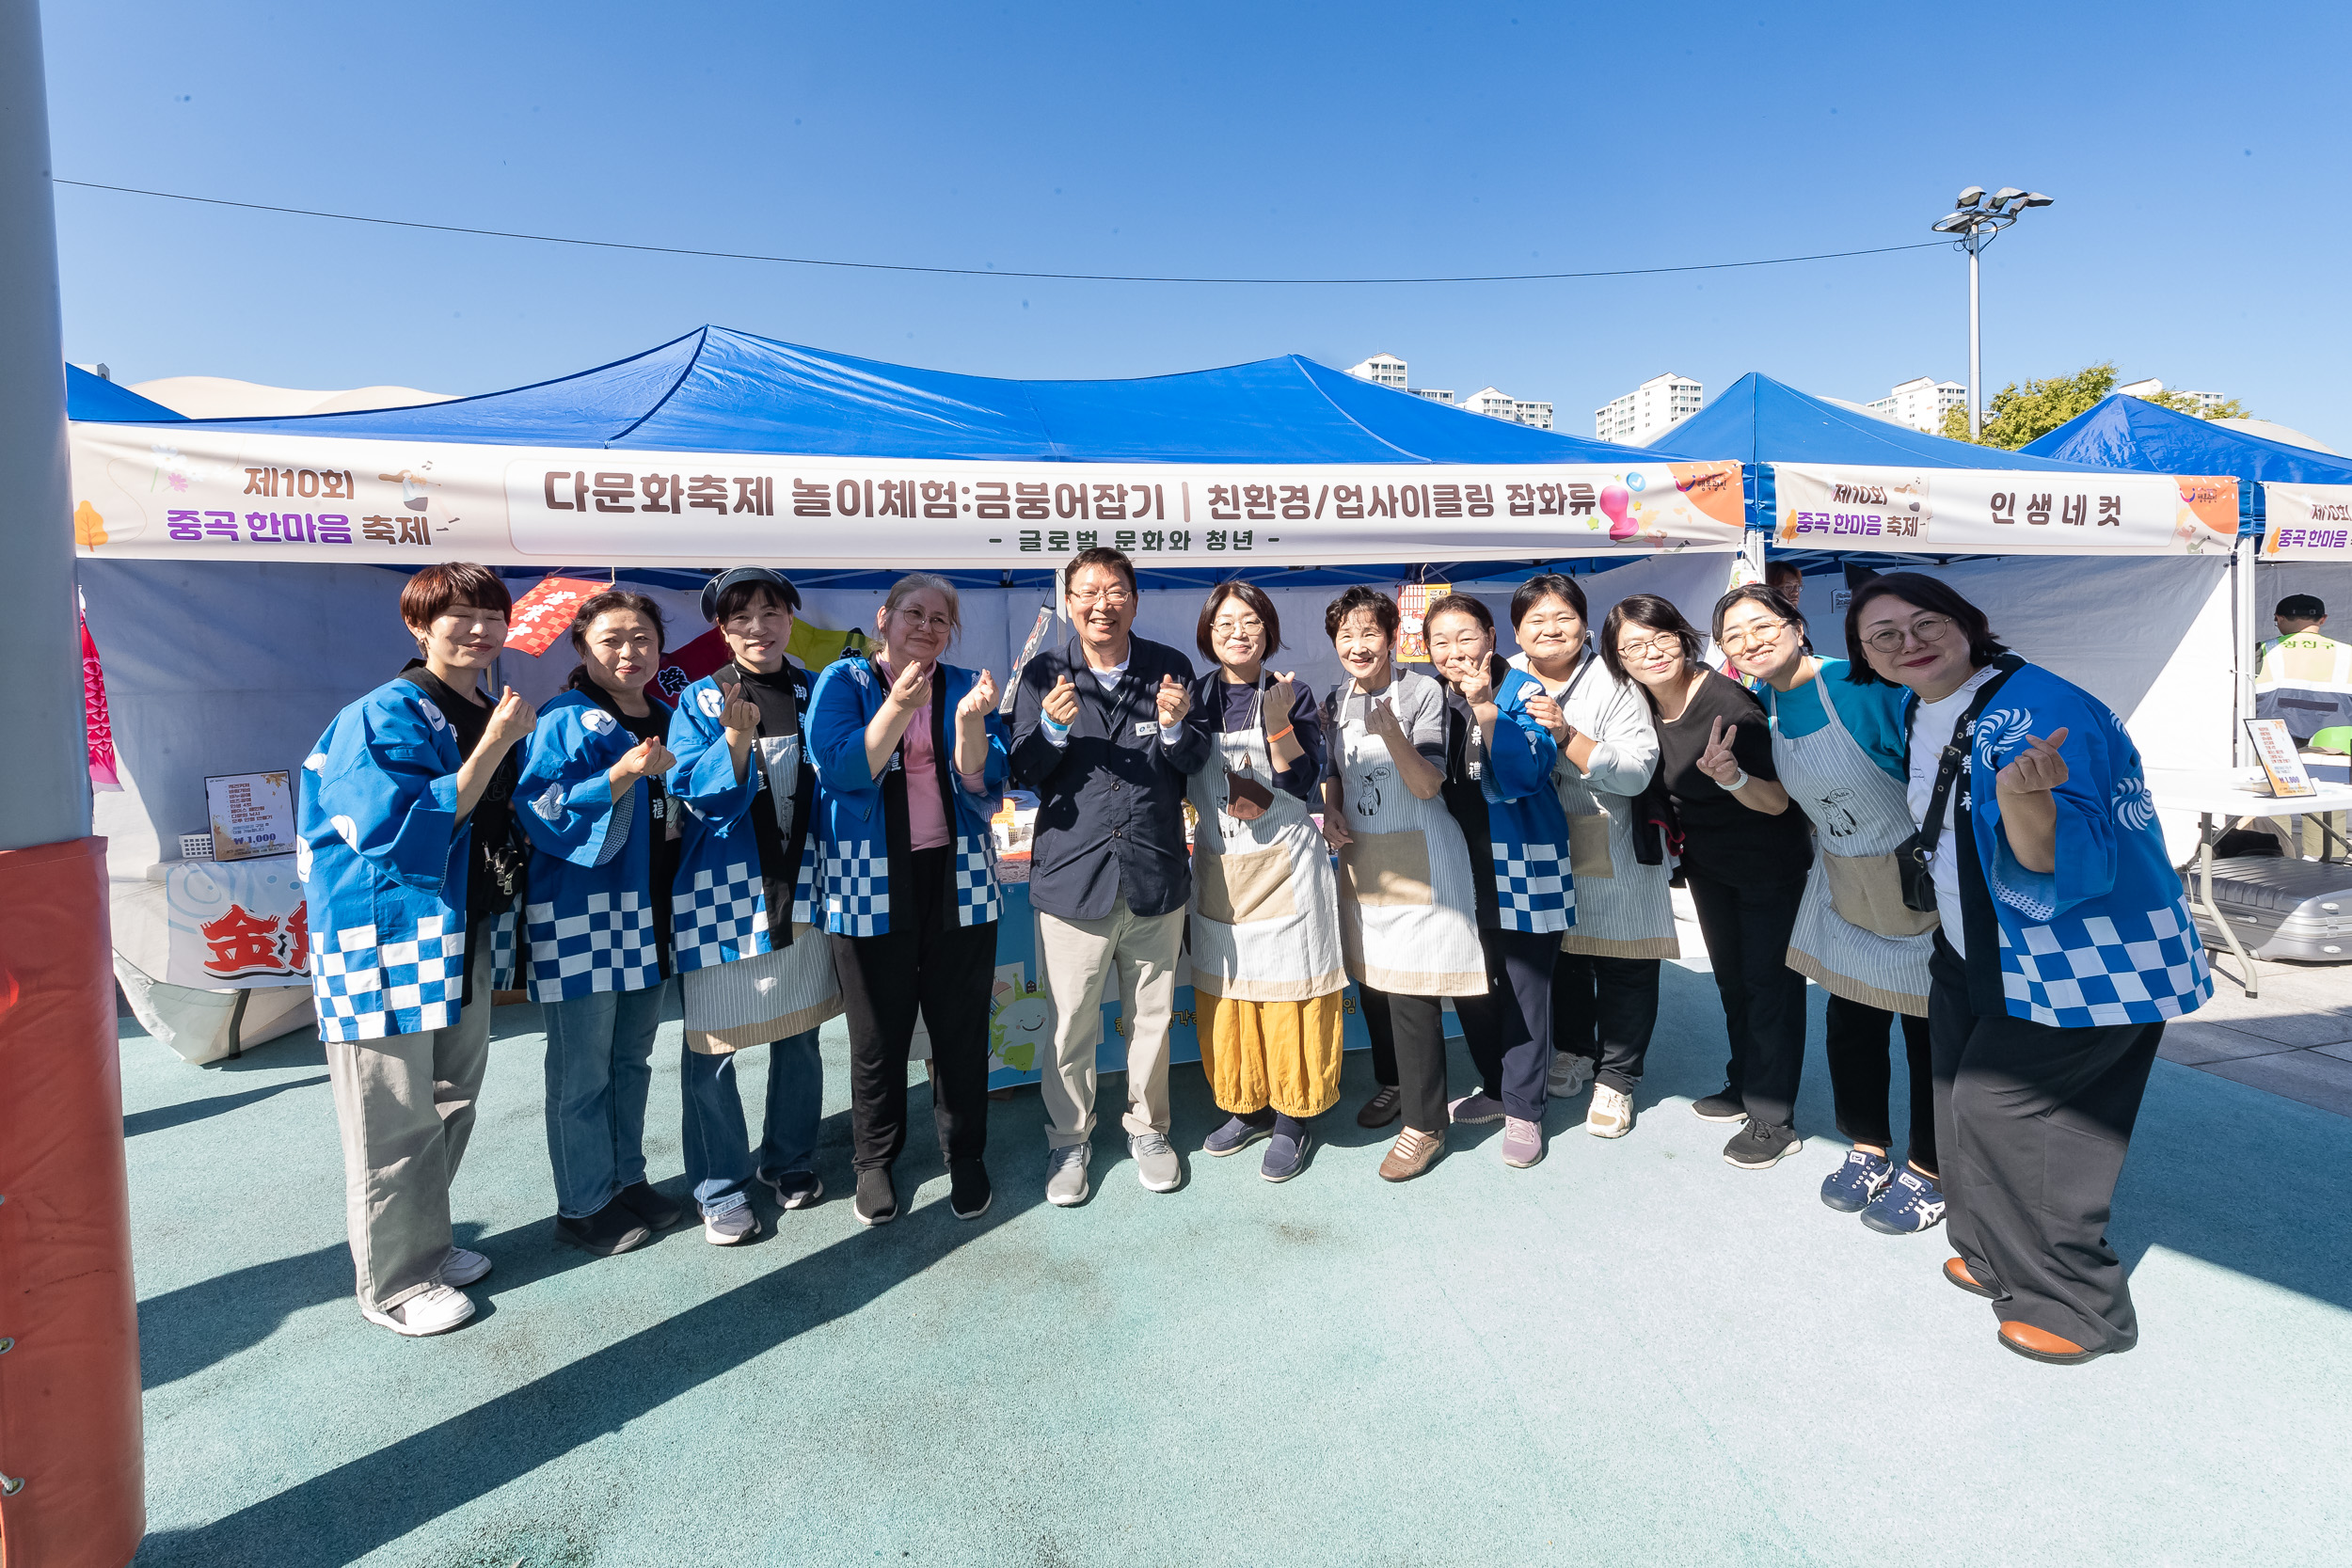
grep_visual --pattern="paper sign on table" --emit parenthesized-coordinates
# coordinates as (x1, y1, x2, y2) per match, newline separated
(2245, 718, 2318, 798)
(205, 770, 297, 860)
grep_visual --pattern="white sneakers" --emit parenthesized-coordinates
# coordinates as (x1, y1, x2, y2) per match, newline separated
(438, 1246, 493, 1288)
(360, 1283, 476, 1338)
(1547, 1052, 1596, 1098)
(1586, 1085, 1634, 1139)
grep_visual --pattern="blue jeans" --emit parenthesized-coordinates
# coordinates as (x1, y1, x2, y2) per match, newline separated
(541, 980, 670, 1220)
(679, 1030, 822, 1216)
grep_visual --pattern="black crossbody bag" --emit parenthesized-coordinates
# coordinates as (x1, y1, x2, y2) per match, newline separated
(1897, 654, 2024, 913)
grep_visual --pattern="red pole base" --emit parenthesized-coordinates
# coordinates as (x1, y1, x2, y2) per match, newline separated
(0, 837, 143, 1566)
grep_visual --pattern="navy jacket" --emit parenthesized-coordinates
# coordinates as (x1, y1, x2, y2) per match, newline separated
(1009, 634, 1215, 920)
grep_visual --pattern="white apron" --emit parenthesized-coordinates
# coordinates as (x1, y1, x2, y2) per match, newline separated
(1328, 685, 1487, 997)
(1771, 668, 1933, 1015)
(1185, 686, 1347, 1003)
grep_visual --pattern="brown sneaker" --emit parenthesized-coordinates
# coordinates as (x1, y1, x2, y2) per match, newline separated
(1378, 1126, 1444, 1182)
(1355, 1085, 1402, 1129)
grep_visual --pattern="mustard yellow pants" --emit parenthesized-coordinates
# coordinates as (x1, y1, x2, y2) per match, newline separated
(1198, 991, 1346, 1118)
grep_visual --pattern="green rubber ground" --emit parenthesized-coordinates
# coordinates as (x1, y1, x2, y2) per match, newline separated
(122, 971, 2350, 1567)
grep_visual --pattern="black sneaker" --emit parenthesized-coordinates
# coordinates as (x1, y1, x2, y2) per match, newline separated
(853, 1167, 898, 1227)
(949, 1160, 992, 1222)
(614, 1180, 686, 1231)
(1691, 1090, 1748, 1123)
(555, 1197, 654, 1257)
(1724, 1121, 1804, 1169)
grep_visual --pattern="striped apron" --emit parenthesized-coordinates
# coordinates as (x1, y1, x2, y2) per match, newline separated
(1772, 669, 1932, 1016)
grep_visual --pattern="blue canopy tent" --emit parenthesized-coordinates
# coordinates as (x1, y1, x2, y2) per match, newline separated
(65, 364, 183, 423)
(2022, 393, 2352, 536)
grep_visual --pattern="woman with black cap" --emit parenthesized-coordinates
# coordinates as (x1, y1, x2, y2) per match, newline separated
(663, 567, 844, 1244)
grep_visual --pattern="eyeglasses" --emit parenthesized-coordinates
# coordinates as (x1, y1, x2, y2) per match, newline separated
(1210, 616, 1264, 638)
(1069, 588, 1134, 608)
(893, 607, 954, 633)
(1861, 613, 1958, 656)
(1616, 636, 1682, 660)
(1717, 621, 1790, 656)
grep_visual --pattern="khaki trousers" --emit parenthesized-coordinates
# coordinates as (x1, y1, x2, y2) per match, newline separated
(325, 939, 496, 1311)
(1037, 896, 1183, 1148)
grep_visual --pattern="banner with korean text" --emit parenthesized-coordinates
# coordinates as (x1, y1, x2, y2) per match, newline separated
(71, 424, 1746, 567)
(2259, 483, 2352, 562)
(1772, 465, 2239, 556)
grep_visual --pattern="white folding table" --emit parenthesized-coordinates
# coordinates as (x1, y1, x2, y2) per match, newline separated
(2145, 766, 2352, 998)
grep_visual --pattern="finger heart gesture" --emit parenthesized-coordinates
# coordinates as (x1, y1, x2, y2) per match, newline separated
(1995, 727, 2071, 797)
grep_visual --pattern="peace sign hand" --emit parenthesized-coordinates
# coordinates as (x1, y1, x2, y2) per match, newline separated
(1695, 715, 1744, 787)
(1995, 727, 2071, 798)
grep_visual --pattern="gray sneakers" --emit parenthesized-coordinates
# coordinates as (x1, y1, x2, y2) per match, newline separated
(1130, 1132, 1183, 1193)
(1045, 1144, 1091, 1207)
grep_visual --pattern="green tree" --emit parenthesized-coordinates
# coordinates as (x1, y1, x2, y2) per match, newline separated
(1936, 362, 2252, 446)
(2145, 388, 2253, 421)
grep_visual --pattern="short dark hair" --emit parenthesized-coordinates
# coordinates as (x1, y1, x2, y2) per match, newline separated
(401, 562, 512, 630)
(1066, 546, 1137, 596)
(1422, 593, 1493, 636)
(1510, 573, 1588, 628)
(1843, 571, 2008, 683)
(1326, 585, 1400, 641)
(2277, 594, 2327, 620)
(1711, 581, 1811, 653)
(714, 576, 801, 624)
(1599, 594, 1704, 696)
(1766, 560, 1804, 591)
(568, 589, 668, 656)
(1197, 581, 1282, 663)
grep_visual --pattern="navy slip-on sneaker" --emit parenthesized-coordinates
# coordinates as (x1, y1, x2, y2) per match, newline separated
(1820, 1148, 1895, 1213)
(1204, 1115, 1274, 1157)
(1861, 1168, 1947, 1235)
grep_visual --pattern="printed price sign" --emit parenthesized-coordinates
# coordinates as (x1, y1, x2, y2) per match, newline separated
(2244, 718, 2318, 799)
(205, 770, 297, 861)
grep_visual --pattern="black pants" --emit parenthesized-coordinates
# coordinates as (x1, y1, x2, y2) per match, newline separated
(1684, 871, 1808, 1131)
(1453, 926, 1557, 1123)
(831, 847, 997, 1173)
(1930, 935, 2162, 1354)
(1824, 992, 1936, 1175)
(1359, 985, 1447, 1135)
(1552, 950, 1661, 1096)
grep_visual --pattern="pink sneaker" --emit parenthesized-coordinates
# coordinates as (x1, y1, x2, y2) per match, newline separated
(1502, 1116, 1545, 1168)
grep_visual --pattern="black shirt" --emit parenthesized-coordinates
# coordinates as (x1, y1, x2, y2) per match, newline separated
(1199, 672, 1325, 803)
(400, 660, 518, 924)
(1438, 662, 1506, 928)
(1653, 670, 1811, 885)
(614, 699, 681, 965)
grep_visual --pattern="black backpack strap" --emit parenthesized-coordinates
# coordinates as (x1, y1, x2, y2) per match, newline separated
(1914, 654, 2026, 855)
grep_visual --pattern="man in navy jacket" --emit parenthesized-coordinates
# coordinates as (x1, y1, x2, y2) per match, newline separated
(1010, 547, 1213, 1206)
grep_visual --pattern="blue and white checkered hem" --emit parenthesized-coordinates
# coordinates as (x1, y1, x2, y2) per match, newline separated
(310, 915, 464, 1043)
(953, 834, 1002, 927)
(1999, 898, 2213, 1028)
(824, 837, 890, 937)
(526, 892, 663, 1002)
(1490, 840, 1571, 935)
(673, 861, 768, 973)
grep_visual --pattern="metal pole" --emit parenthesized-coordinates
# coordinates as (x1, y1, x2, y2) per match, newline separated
(0, 0, 87, 850)
(1967, 233, 1983, 441)
(2235, 532, 2259, 767)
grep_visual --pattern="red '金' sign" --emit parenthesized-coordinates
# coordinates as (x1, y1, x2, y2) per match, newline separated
(200, 901, 310, 979)
(503, 575, 609, 656)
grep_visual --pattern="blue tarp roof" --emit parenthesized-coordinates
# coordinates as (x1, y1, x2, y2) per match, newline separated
(2021, 394, 2352, 487)
(65, 364, 184, 423)
(1654, 372, 2111, 472)
(72, 325, 1658, 467)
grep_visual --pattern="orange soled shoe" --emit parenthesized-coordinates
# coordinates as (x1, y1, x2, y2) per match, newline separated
(1998, 1322, 2108, 1366)
(1944, 1257, 1998, 1300)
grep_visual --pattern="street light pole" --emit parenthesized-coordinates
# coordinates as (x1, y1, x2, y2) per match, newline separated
(1931, 187, 2053, 441)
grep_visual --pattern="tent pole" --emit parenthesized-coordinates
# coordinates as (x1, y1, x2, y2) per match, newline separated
(0, 0, 148, 1560)
(2234, 532, 2258, 768)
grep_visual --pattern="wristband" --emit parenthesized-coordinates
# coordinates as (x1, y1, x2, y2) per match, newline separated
(1725, 768, 1750, 792)
(1265, 724, 1295, 744)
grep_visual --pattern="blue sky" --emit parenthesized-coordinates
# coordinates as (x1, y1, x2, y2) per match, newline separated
(43, 1, 2352, 448)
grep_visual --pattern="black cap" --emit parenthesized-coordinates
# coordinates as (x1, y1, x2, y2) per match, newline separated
(2276, 594, 2328, 620)
(701, 566, 802, 624)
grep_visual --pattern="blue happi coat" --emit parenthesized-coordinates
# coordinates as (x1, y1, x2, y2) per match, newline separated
(296, 677, 476, 1042)
(512, 691, 665, 1002)
(1939, 660, 2211, 1028)
(663, 664, 820, 971)
(805, 656, 1009, 937)
(1475, 665, 1576, 935)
